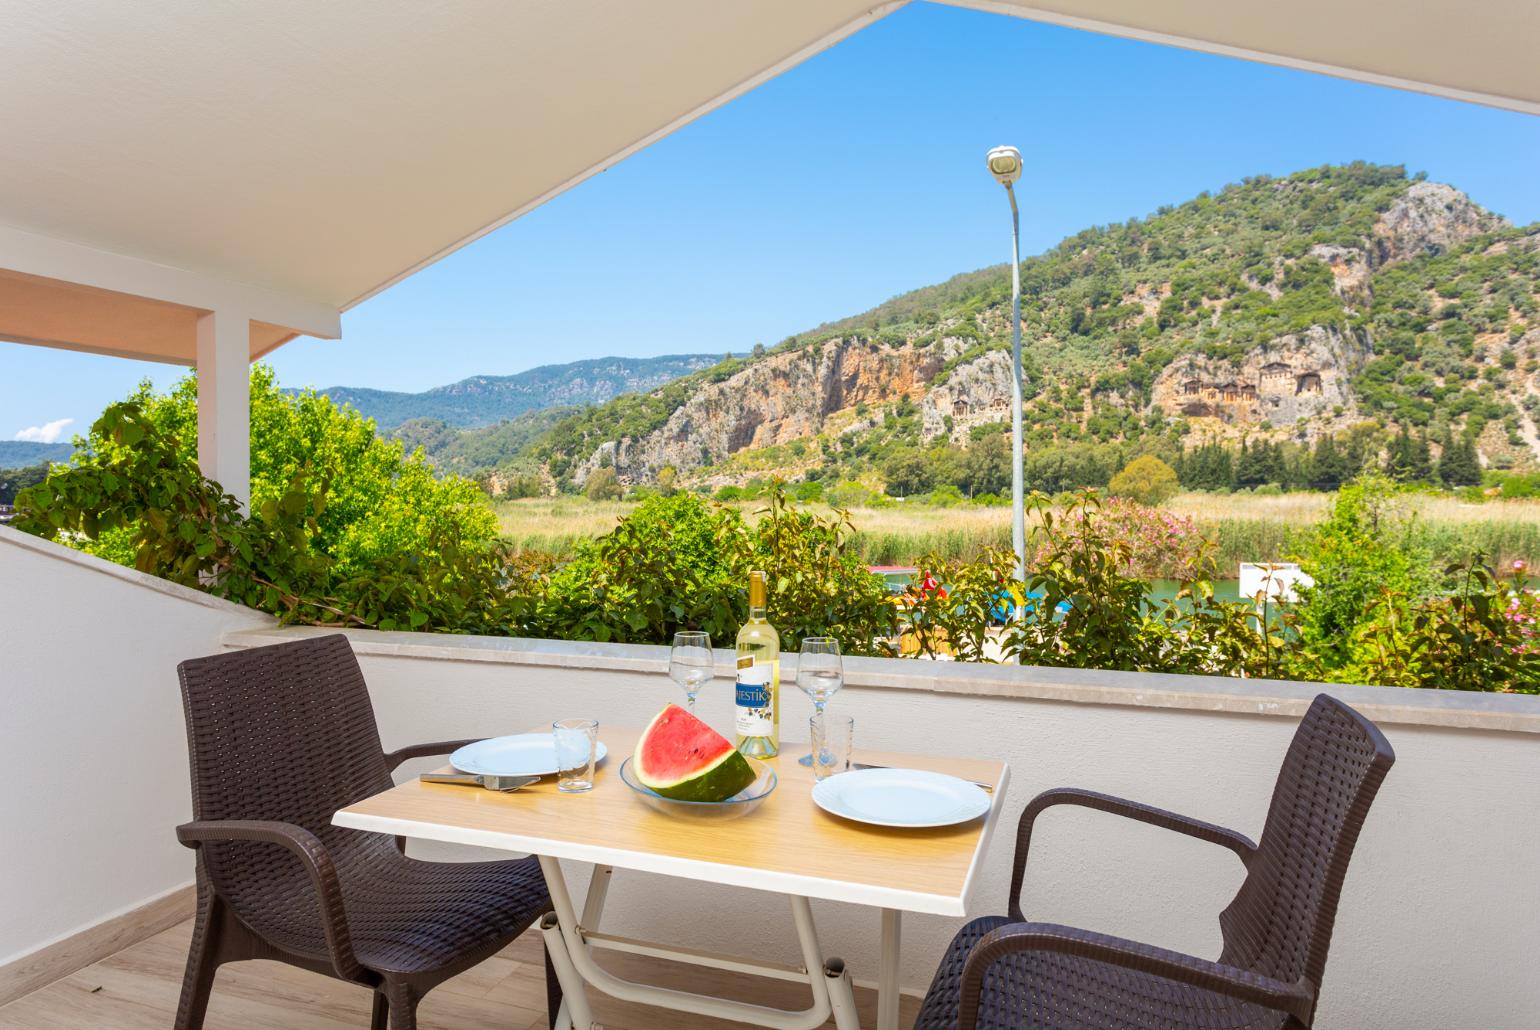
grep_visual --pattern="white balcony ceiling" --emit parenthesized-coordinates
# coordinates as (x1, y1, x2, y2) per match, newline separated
(960, 0, 1540, 116)
(0, 0, 1535, 362)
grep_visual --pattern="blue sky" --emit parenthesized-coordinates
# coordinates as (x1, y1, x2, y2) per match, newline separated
(5, 1, 1539, 443)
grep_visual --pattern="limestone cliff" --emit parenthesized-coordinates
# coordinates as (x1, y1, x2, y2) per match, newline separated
(1150, 326, 1366, 436)
(571, 333, 972, 483)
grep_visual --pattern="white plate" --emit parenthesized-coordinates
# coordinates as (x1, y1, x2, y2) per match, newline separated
(451, 734, 609, 778)
(811, 767, 990, 828)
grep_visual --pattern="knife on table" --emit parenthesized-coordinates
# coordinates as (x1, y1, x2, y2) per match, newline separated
(419, 771, 540, 792)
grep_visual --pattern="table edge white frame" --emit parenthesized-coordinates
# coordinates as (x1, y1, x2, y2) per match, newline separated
(332, 762, 1010, 1030)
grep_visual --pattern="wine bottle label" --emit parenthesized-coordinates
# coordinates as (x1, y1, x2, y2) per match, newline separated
(735, 658, 775, 737)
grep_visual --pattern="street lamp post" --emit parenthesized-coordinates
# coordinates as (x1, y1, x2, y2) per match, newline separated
(986, 145, 1026, 592)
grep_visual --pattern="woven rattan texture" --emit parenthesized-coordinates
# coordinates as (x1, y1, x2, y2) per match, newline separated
(915, 694, 1394, 1030)
(174, 634, 554, 1029)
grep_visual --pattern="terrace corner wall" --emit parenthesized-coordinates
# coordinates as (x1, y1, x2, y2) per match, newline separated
(0, 527, 272, 979)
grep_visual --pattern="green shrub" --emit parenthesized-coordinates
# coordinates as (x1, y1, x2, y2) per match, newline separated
(531, 493, 742, 643)
(788, 479, 821, 502)
(585, 467, 623, 501)
(86, 365, 497, 576)
(17, 403, 522, 634)
(900, 548, 1014, 661)
(1351, 555, 1540, 691)
(521, 490, 897, 654)
(1287, 473, 1438, 677)
(1108, 455, 1180, 506)
(1003, 492, 1282, 678)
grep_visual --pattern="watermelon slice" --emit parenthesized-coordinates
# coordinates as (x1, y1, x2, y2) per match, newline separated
(634, 704, 757, 802)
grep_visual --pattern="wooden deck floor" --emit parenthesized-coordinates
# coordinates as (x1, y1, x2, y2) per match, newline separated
(0, 919, 920, 1029)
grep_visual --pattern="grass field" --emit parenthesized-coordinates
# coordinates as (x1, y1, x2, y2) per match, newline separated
(493, 491, 1540, 573)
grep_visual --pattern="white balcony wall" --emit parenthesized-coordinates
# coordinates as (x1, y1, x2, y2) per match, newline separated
(3, 525, 1538, 1029)
(0, 528, 272, 969)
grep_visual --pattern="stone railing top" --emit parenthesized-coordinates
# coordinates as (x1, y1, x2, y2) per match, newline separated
(223, 625, 1540, 735)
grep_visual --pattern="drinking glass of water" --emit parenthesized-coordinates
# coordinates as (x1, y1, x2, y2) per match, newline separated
(810, 712, 854, 781)
(796, 637, 843, 767)
(669, 631, 713, 713)
(552, 718, 599, 793)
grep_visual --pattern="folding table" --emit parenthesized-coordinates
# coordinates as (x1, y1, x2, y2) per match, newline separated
(334, 726, 1009, 1030)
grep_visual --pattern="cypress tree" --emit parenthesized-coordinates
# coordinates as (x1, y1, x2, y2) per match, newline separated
(1308, 434, 1350, 491)
(1384, 425, 1416, 482)
(1411, 432, 1433, 482)
(1265, 441, 1288, 487)
(1235, 437, 1270, 489)
(1437, 429, 1482, 487)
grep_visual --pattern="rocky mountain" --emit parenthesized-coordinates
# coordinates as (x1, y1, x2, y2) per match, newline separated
(528, 165, 1539, 491)
(313, 354, 727, 430)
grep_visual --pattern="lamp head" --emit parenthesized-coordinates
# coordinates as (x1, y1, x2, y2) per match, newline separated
(986, 145, 1022, 188)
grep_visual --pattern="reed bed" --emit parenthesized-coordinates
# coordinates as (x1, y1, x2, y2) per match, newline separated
(494, 491, 1540, 572)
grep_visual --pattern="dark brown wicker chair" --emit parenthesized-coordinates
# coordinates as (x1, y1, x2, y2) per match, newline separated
(915, 692, 1395, 1030)
(173, 634, 558, 1030)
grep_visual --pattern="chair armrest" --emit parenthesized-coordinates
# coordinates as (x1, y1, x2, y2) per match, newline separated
(176, 819, 363, 980)
(1009, 787, 1256, 919)
(382, 738, 481, 772)
(957, 922, 1315, 1030)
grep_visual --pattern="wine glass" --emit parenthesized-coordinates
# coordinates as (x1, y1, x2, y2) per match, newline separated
(669, 631, 713, 713)
(796, 637, 843, 767)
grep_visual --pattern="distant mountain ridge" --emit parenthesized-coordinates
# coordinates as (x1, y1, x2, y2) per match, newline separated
(311, 354, 728, 429)
(0, 441, 73, 467)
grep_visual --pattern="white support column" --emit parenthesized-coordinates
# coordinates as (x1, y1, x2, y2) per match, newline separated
(195, 308, 251, 509)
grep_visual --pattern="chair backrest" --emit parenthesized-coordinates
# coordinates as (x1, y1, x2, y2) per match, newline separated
(178, 633, 392, 842)
(1218, 693, 1395, 1010)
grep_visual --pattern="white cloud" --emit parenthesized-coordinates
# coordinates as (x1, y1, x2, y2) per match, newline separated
(14, 418, 74, 444)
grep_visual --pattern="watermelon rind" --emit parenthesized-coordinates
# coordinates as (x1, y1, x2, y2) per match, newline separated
(634, 705, 758, 803)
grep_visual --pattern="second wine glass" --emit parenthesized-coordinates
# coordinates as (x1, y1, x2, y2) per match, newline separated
(796, 637, 843, 767)
(669, 631, 713, 714)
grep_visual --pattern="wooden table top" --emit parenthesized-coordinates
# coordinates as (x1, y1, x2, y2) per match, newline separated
(334, 727, 1010, 916)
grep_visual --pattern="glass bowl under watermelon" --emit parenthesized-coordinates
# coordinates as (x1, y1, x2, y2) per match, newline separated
(622, 704, 777, 820)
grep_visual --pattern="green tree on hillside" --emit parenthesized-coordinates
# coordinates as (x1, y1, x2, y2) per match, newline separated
(584, 467, 623, 501)
(881, 448, 933, 497)
(1233, 438, 1272, 489)
(0, 464, 48, 505)
(1108, 455, 1180, 506)
(1384, 425, 1434, 483)
(1435, 429, 1482, 487)
(1307, 434, 1354, 491)
(962, 434, 1010, 497)
(1179, 441, 1234, 491)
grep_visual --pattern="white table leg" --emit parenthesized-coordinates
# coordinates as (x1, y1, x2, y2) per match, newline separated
(878, 908, 902, 1030)
(824, 959, 862, 1030)
(582, 864, 613, 926)
(540, 910, 595, 1030)
(538, 853, 862, 1029)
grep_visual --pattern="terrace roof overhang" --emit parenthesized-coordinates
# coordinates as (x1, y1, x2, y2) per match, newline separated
(1, 0, 1535, 502)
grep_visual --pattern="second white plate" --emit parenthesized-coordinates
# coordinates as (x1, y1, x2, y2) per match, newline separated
(811, 767, 990, 828)
(451, 733, 608, 778)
